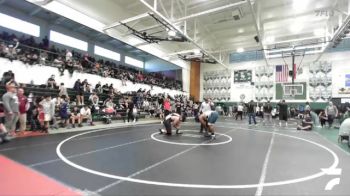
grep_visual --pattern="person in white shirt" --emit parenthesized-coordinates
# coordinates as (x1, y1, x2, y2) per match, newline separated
(199, 98, 214, 133)
(236, 103, 244, 120)
(80, 105, 95, 126)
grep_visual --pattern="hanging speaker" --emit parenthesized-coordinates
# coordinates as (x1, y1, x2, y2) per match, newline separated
(254, 35, 259, 43)
(289, 70, 293, 76)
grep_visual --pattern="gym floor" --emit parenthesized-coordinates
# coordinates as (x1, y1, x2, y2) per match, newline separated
(1, 118, 350, 196)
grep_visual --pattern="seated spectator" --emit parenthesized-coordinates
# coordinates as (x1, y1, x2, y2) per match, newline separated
(103, 97, 115, 114)
(102, 83, 109, 94)
(80, 105, 94, 126)
(70, 106, 82, 128)
(47, 75, 57, 89)
(297, 111, 313, 131)
(59, 83, 68, 99)
(95, 81, 102, 94)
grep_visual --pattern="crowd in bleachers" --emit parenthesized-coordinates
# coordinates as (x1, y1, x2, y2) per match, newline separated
(0, 31, 182, 91)
(0, 68, 197, 140)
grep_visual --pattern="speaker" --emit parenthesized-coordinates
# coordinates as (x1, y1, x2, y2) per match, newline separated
(254, 35, 259, 43)
(289, 70, 293, 76)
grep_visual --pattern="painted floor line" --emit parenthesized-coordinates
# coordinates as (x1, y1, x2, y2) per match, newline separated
(313, 131, 350, 156)
(29, 138, 151, 167)
(95, 129, 235, 193)
(255, 131, 275, 196)
(0, 124, 157, 152)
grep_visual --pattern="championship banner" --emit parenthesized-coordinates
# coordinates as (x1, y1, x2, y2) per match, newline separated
(234, 70, 252, 83)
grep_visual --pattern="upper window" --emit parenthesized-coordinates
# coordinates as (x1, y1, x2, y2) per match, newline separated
(94, 45, 120, 61)
(125, 56, 143, 68)
(0, 13, 40, 37)
(49, 30, 88, 51)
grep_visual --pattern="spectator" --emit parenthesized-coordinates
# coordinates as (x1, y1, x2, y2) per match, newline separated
(278, 100, 288, 127)
(263, 101, 273, 125)
(58, 83, 68, 99)
(39, 95, 54, 133)
(246, 100, 257, 125)
(127, 98, 135, 123)
(319, 110, 327, 127)
(102, 83, 109, 94)
(80, 105, 94, 126)
(73, 79, 84, 106)
(95, 81, 102, 94)
(47, 75, 56, 89)
(89, 92, 99, 113)
(70, 106, 82, 128)
(17, 88, 28, 133)
(297, 111, 313, 131)
(305, 102, 311, 112)
(59, 97, 69, 128)
(325, 101, 338, 128)
(2, 82, 19, 136)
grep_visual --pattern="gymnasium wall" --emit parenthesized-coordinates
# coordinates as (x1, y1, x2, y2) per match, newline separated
(200, 50, 350, 103)
(0, 4, 191, 94)
(0, 58, 188, 97)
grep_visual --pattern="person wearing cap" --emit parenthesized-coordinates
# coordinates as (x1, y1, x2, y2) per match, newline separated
(199, 110, 219, 139)
(2, 81, 19, 136)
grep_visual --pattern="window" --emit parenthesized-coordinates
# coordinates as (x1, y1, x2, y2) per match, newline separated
(125, 56, 143, 68)
(49, 30, 88, 51)
(94, 45, 120, 61)
(0, 13, 40, 37)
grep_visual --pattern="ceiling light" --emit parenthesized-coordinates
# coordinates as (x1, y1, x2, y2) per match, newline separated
(293, 0, 309, 10)
(290, 23, 303, 33)
(236, 48, 244, 53)
(265, 36, 275, 44)
(193, 49, 201, 54)
(313, 28, 325, 36)
(168, 30, 176, 37)
(238, 28, 244, 33)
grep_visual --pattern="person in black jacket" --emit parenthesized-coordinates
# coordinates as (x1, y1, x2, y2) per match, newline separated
(277, 99, 288, 127)
(127, 99, 135, 123)
(246, 100, 256, 125)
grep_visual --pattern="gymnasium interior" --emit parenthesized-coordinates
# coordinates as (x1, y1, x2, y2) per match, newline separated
(1, 0, 350, 195)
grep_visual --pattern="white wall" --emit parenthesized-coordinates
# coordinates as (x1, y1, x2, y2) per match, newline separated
(0, 58, 188, 97)
(200, 51, 350, 102)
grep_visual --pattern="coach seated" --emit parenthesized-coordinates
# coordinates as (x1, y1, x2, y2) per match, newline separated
(297, 110, 313, 131)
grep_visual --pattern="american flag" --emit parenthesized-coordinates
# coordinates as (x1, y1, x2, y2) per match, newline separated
(276, 65, 289, 83)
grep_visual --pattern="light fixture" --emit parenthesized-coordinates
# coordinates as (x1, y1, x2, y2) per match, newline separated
(313, 28, 325, 36)
(168, 30, 176, 37)
(238, 28, 244, 33)
(236, 48, 244, 53)
(265, 36, 275, 44)
(290, 23, 303, 33)
(293, 0, 309, 10)
(193, 49, 201, 54)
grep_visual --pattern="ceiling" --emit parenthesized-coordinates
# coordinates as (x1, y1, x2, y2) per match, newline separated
(2, 0, 182, 71)
(24, 0, 350, 66)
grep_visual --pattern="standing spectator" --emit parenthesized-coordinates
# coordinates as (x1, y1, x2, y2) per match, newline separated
(47, 75, 57, 89)
(89, 92, 99, 113)
(59, 97, 69, 128)
(65, 49, 72, 62)
(59, 83, 68, 99)
(73, 79, 83, 106)
(246, 100, 256, 125)
(236, 103, 243, 120)
(163, 97, 171, 117)
(2, 82, 19, 136)
(278, 99, 289, 127)
(17, 88, 28, 133)
(39, 95, 54, 133)
(263, 101, 273, 125)
(325, 101, 338, 128)
(127, 98, 135, 123)
(95, 81, 102, 94)
(319, 110, 327, 128)
(80, 105, 94, 126)
(305, 102, 311, 112)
